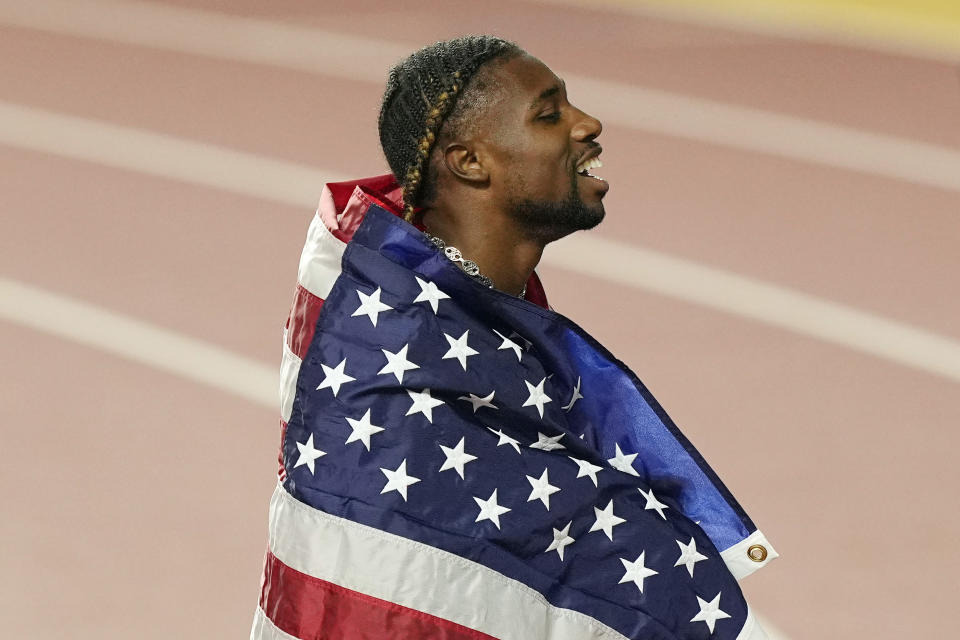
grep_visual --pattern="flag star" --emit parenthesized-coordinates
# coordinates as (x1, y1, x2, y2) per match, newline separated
(608, 443, 640, 476)
(379, 459, 420, 502)
(442, 330, 479, 371)
(316, 358, 356, 396)
(639, 486, 670, 520)
(405, 387, 445, 423)
(529, 431, 566, 451)
(351, 287, 393, 327)
(619, 551, 658, 593)
(570, 457, 603, 486)
(675, 537, 709, 578)
(413, 276, 450, 314)
(589, 500, 626, 541)
(561, 376, 583, 412)
(294, 434, 326, 474)
(510, 331, 533, 351)
(458, 390, 497, 413)
(344, 409, 385, 450)
(439, 437, 478, 479)
(378, 344, 419, 383)
(525, 468, 561, 510)
(522, 377, 552, 418)
(487, 427, 521, 454)
(545, 521, 576, 561)
(492, 329, 523, 361)
(473, 489, 511, 529)
(690, 592, 731, 634)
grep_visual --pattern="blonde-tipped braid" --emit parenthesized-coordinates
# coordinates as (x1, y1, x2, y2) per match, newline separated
(402, 75, 461, 222)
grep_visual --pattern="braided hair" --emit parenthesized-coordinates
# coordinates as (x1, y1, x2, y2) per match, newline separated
(378, 36, 523, 221)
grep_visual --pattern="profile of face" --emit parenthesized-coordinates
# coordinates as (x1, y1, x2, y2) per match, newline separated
(472, 54, 609, 243)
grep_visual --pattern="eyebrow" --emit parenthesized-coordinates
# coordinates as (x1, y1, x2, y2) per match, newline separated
(529, 79, 566, 110)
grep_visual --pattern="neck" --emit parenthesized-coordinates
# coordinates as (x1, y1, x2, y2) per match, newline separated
(421, 207, 543, 297)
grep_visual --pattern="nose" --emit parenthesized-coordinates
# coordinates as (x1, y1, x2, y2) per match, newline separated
(571, 108, 602, 142)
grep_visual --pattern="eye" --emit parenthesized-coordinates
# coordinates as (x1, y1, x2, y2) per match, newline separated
(538, 111, 562, 123)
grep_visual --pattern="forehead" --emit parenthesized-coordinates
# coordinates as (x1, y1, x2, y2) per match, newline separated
(488, 54, 561, 106)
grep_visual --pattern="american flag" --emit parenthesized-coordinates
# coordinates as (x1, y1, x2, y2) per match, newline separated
(252, 176, 777, 640)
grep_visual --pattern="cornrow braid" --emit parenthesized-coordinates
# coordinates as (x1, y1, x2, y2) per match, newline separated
(378, 36, 523, 222)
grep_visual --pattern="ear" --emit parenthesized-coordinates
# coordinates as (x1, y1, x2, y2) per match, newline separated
(442, 143, 489, 185)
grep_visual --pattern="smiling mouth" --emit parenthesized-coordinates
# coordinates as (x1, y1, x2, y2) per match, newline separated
(575, 156, 606, 182)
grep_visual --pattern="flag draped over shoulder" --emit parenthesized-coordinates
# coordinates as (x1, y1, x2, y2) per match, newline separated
(253, 177, 777, 640)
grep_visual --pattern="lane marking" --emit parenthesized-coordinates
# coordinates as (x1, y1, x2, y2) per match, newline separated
(0, 277, 277, 408)
(0, 101, 346, 204)
(530, 0, 960, 61)
(2, 101, 959, 386)
(2, 0, 960, 194)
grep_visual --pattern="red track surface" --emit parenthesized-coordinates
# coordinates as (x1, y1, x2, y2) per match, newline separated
(2, 1, 959, 638)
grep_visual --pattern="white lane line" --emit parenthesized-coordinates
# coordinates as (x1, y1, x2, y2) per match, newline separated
(0, 273, 788, 638)
(542, 237, 960, 383)
(2, 0, 960, 194)
(2, 101, 960, 386)
(0, 102, 346, 205)
(0, 277, 277, 408)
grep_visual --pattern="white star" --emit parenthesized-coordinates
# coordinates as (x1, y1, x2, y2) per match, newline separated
(522, 377, 552, 418)
(442, 330, 479, 371)
(344, 409, 385, 450)
(675, 537, 708, 578)
(570, 457, 603, 486)
(487, 427, 521, 454)
(525, 468, 561, 510)
(294, 434, 326, 474)
(545, 521, 575, 561)
(379, 459, 420, 501)
(316, 358, 356, 396)
(351, 287, 393, 327)
(690, 592, 731, 634)
(639, 486, 669, 520)
(473, 489, 511, 529)
(458, 390, 497, 413)
(561, 376, 583, 412)
(492, 329, 523, 361)
(511, 331, 533, 351)
(413, 276, 450, 314)
(619, 551, 658, 593)
(608, 443, 640, 476)
(438, 437, 478, 479)
(378, 344, 419, 383)
(405, 387, 445, 423)
(529, 431, 566, 451)
(589, 500, 626, 541)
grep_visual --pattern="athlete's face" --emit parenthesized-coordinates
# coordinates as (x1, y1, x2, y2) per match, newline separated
(478, 54, 608, 243)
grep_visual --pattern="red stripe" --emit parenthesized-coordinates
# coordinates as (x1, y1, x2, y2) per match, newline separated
(277, 420, 287, 481)
(287, 284, 325, 360)
(259, 550, 496, 640)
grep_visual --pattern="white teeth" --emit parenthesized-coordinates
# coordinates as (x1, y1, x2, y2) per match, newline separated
(576, 156, 603, 173)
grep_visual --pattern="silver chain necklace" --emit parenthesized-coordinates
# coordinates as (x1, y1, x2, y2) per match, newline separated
(426, 234, 526, 298)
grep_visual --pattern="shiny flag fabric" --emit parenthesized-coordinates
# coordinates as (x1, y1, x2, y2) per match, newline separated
(254, 178, 776, 640)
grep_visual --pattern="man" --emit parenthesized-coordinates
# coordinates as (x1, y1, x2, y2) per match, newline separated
(252, 36, 776, 640)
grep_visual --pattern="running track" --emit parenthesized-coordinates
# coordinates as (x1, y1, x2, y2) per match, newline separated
(1, 1, 958, 638)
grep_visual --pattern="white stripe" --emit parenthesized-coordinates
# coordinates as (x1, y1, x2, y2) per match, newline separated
(0, 101, 347, 206)
(3, 0, 960, 193)
(3, 104, 959, 385)
(541, 236, 960, 384)
(267, 482, 633, 640)
(297, 213, 348, 299)
(279, 330, 302, 422)
(0, 277, 276, 407)
(250, 606, 299, 640)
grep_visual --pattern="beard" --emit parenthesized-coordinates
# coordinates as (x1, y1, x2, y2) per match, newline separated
(506, 172, 605, 243)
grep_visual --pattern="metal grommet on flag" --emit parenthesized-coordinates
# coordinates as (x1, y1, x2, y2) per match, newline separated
(747, 544, 768, 563)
